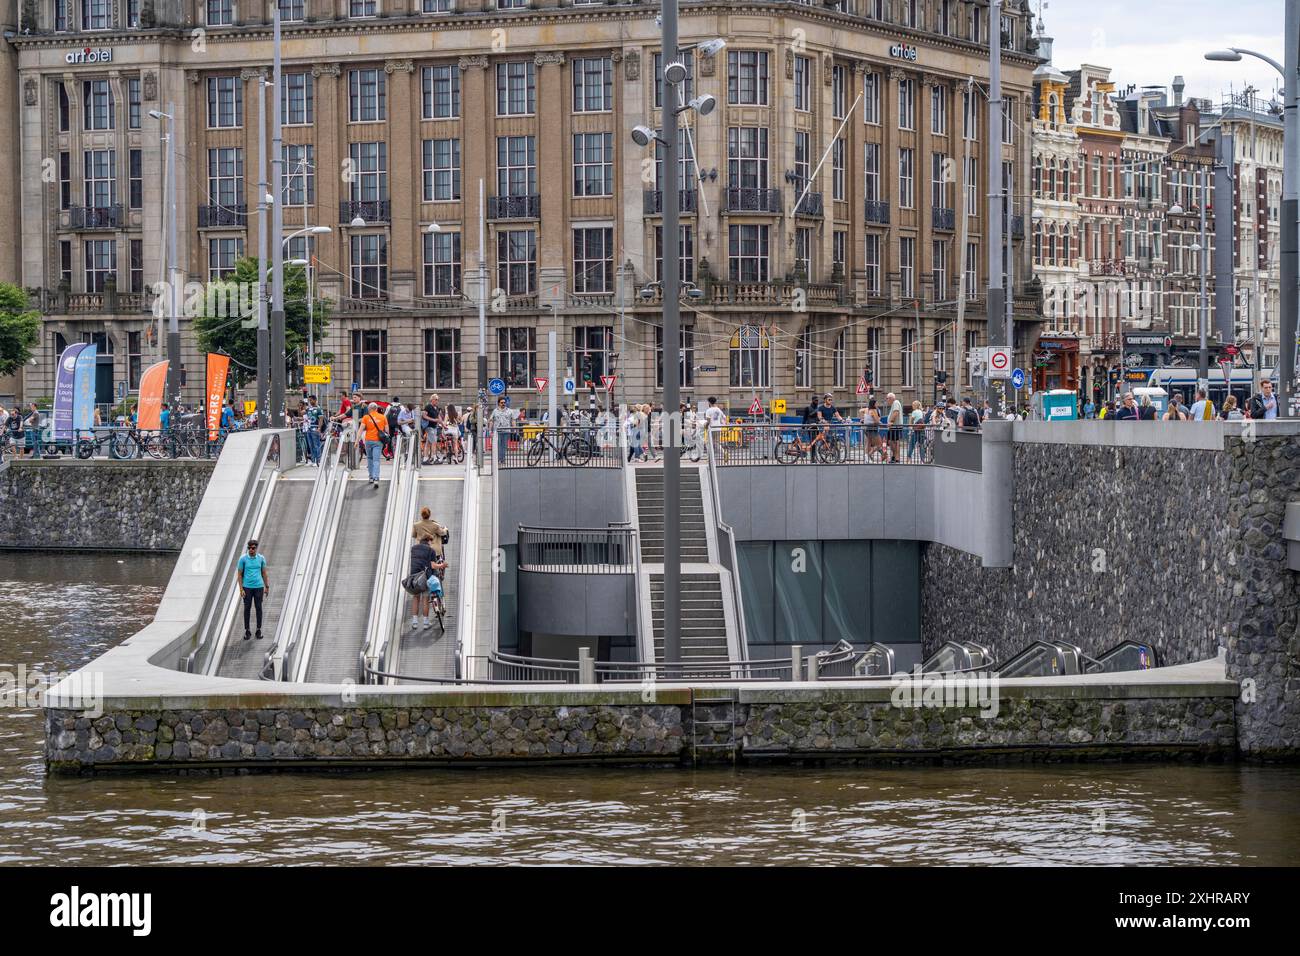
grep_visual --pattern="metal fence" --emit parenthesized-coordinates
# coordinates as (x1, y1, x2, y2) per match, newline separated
(517, 525, 638, 572)
(709, 422, 980, 465)
(494, 425, 621, 468)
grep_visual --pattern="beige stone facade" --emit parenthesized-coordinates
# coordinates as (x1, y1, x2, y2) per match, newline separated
(8, 0, 1039, 414)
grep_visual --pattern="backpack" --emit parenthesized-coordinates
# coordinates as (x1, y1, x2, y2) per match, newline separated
(960, 407, 980, 428)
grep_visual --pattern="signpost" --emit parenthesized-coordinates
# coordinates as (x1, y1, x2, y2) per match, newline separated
(304, 364, 331, 385)
(987, 346, 1011, 380)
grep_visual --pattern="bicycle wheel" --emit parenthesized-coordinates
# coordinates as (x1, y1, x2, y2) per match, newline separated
(818, 438, 846, 464)
(144, 434, 168, 460)
(111, 433, 138, 460)
(75, 439, 95, 460)
(563, 437, 593, 466)
(525, 439, 546, 467)
(775, 439, 800, 464)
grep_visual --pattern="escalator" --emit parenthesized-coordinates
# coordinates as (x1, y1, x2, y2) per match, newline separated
(996, 640, 1085, 678)
(213, 475, 314, 679)
(1087, 640, 1158, 673)
(921, 640, 995, 673)
(392, 474, 464, 682)
(300, 478, 391, 684)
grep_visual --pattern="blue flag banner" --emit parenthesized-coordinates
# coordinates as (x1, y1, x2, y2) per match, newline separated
(53, 343, 88, 441)
(73, 343, 98, 435)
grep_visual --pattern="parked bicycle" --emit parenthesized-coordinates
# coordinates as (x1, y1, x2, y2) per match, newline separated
(775, 424, 842, 464)
(525, 427, 595, 466)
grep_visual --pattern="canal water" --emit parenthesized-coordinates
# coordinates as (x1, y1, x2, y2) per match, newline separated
(2, 552, 1299, 866)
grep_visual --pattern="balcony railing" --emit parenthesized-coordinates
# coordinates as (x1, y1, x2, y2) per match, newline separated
(32, 287, 154, 315)
(518, 526, 637, 573)
(487, 194, 541, 220)
(197, 204, 246, 228)
(642, 189, 697, 215)
(932, 207, 955, 231)
(339, 199, 391, 224)
(723, 187, 782, 214)
(68, 205, 123, 229)
(1091, 333, 1121, 352)
(794, 191, 824, 217)
(864, 199, 890, 224)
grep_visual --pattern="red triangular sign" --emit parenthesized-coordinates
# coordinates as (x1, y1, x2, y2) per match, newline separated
(600, 374, 617, 391)
(856, 378, 867, 394)
(534, 377, 547, 393)
(748, 397, 762, 415)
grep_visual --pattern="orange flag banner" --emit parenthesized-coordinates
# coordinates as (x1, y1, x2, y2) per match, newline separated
(205, 353, 231, 441)
(137, 360, 169, 430)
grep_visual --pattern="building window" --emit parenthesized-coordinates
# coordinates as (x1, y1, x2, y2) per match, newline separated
(59, 152, 70, 210)
(497, 135, 537, 197)
(55, 0, 69, 31)
(572, 57, 613, 112)
(964, 241, 978, 299)
(902, 0, 918, 27)
(573, 326, 613, 386)
(350, 0, 377, 17)
(129, 149, 142, 210)
(962, 87, 977, 140)
(727, 51, 769, 106)
(655, 225, 695, 285)
(794, 226, 813, 276)
(58, 83, 70, 131)
(60, 241, 72, 285)
(833, 331, 846, 388)
(424, 328, 460, 389)
(728, 224, 769, 282)
(573, 132, 614, 198)
(865, 233, 881, 294)
(423, 0, 454, 11)
(833, 230, 846, 268)
(207, 237, 242, 281)
(496, 61, 536, 116)
(351, 330, 388, 390)
(279, 0, 305, 21)
(423, 138, 461, 202)
(83, 149, 117, 209)
(901, 327, 916, 387)
(129, 239, 144, 293)
(349, 235, 388, 299)
(794, 55, 811, 112)
(900, 237, 915, 297)
(84, 239, 116, 292)
(899, 147, 914, 209)
(498, 327, 535, 387)
(898, 78, 915, 130)
(423, 232, 461, 297)
(128, 78, 141, 129)
(349, 69, 386, 122)
(282, 144, 315, 205)
(422, 65, 460, 119)
(205, 0, 232, 26)
(932, 239, 948, 298)
(282, 72, 314, 125)
(932, 152, 948, 208)
(207, 76, 242, 128)
(497, 229, 537, 295)
(865, 327, 880, 387)
(965, 156, 978, 216)
(656, 130, 695, 193)
(348, 142, 388, 203)
(206, 147, 243, 209)
(573, 227, 614, 294)
(832, 138, 846, 201)
(655, 326, 695, 389)
(832, 65, 848, 119)
(127, 329, 142, 389)
(1002, 98, 1014, 145)
(794, 131, 810, 191)
(965, 330, 979, 385)
(794, 328, 812, 389)
(863, 71, 880, 124)
(729, 324, 770, 388)
(497, 0, 527, 7)
(727, 127, 769, 189)
(864, 143, 881, 201)
(83, 80, 114, 130)
(653, 52, 694, 109)
(931, 84, 947, 135)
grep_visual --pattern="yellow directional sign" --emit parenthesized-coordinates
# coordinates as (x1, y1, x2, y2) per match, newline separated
(243, 400, 257, 417)
(771, 398, 787, 415)
(304, 364, 332, 385)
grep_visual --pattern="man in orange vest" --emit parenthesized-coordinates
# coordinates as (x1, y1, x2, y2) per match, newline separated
(359, 402, 389, 488)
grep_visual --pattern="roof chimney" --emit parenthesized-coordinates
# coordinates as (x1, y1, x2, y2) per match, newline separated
(1173, 75, 1185, 105)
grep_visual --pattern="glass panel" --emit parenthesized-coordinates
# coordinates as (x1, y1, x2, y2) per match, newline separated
(774, 540, 822, 644)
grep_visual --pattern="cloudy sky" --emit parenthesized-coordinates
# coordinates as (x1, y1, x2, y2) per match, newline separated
(1041, 0, 1286, 105)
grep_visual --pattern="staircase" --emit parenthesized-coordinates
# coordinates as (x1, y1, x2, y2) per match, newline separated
(650, 573, 729, 661)
(635, 467, 709, 564)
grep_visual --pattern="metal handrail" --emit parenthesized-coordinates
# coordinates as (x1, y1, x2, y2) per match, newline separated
(365, 433, 419, 681)
(263, 432, 341, 679)
(517, 525, 638, 572)
(453, 448, 478, 681)
(706, 424, 749, 660)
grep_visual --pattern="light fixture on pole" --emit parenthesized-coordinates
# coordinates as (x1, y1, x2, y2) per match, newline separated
(629, 11, 724, 672)
(281, 226, 330, 369)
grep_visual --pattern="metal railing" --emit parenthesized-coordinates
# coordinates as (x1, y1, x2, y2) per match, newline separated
(364, 432, 421, 681)
(723, 187, 782, 213)
(708, 422, 981, 466)
(864, 198, 890, 224)
(517, 525, 637, 573)
(932, 206, 955, 230)
(198, 203, 247, 227)
(339, 199, 391, 223)
(487, 194, 541, 219)
(794, 191, 824, 217)
(454, 449, 478, 681)
(68, 204, 123, 229)
(495, 425, 621, 468)
(643, 189, 698, 214)
(705, 421, 749, 661)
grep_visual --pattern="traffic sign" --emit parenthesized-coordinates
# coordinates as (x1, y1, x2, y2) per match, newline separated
(856, 378, 868, 394)
(988, 346, 1012, 379)
(534, 377, 548, 394)
(304, 364, 331, 385)
(487, 378, 506, 395)
(748, 397, 763, 415)
(771, 398, 787, 415)
(1011, 368, 1025, 390)
(563, 377, 576, 396)
(600, 374, 617, 392)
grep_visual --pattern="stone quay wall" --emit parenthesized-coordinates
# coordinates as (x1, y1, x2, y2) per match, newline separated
(0, 460, 214, 551)
(46, 687, 1236, 772)
(921, 426, 1300, 759)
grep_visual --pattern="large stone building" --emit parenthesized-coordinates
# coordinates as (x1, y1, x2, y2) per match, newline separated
(4, 0, 1039, 415)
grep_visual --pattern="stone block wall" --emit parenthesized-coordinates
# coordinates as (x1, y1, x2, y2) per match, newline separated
(0, 460, 214, 551)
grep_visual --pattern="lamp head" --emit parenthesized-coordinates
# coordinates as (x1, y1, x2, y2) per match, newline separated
(309, 226, 332, 235)
(147, 109, 171, 120)
(689, 93, 717, 116)
(1204, 50, 1243, 62)
(639, 283, 658, 300)
(697, 38, 727, 57)
(631, 125, 656, 148)
(664, 61, 689, 86)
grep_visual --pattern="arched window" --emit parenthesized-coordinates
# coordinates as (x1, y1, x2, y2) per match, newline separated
(1061, 159, 1071, 200)
(1046, 223, 1057, 266)
(1033, 222, 1042, 265)
(729, 324, 770, 389)
(1047, 157, 1057, 200)
(1061, 224, 1071, 266)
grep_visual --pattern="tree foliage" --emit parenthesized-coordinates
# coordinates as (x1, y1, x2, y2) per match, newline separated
(0, 282, 41, 378)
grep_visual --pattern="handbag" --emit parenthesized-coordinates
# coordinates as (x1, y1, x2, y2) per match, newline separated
(402, 570, 428, 595)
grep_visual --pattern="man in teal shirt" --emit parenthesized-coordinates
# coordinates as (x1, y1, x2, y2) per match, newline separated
(235, 538, 270, 640)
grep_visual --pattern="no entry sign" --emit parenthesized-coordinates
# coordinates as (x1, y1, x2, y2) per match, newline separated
(988, 346, 1012, 379)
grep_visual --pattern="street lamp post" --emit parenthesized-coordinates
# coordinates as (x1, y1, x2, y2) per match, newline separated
(149, 107, 181, 409)
(269, 11, 286, 427)
(281, 225, 331, 369)
(985, 0, 1005, 408)
(1206, 17, 1297, 412)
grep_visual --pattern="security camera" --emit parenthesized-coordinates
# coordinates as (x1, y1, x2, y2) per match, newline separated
(689, 93, 716, 116)
(631, 125, 657, 147)
(664, 61, 689, 85)
(697, 38, 727, 57)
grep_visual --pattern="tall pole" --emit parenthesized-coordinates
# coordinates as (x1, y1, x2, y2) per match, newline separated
(955, 77, 974, 397)
(1199, 165, 1209, 381)
(1282, 0, 1298, 414)
(1214, 132, 1235, 366)
(164, 104, 181, 409)
(256, 81, 270, 426)
(269, 12, 286, 427)
(661, 0, 682, 669)
(477, 178, 487, 468)
(985, 0, 1004, 407)
(307, 261, 314, 367)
